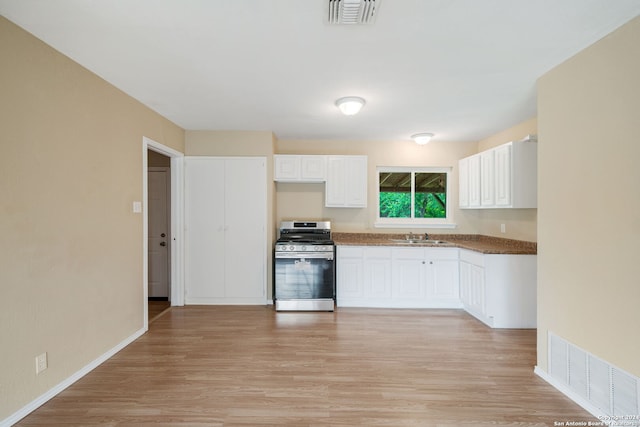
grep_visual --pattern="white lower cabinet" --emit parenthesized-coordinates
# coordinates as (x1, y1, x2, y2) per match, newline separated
(336, 246, 366, 300)
(337, 245, 536, 328)
(337, 246, 460, 308)
(363, 248, 393, 300)
(337, 246, 391, 306)
(459, 251, 487, 322)
(459, 249, 536, 328)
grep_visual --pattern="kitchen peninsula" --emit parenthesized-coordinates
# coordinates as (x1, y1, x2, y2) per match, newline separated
(334, 233, 537, 328)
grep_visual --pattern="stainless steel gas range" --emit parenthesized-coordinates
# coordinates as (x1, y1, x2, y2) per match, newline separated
(274, 220, 335, 311)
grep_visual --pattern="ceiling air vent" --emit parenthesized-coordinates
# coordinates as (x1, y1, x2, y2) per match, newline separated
(327, 0, 380, 25)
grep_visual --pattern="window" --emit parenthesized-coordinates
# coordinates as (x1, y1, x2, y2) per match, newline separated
(376, 167, 454, 227)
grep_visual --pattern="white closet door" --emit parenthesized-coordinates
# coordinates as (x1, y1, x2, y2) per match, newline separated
(224, 158, 266, 299)
(184, 157, 226, 300)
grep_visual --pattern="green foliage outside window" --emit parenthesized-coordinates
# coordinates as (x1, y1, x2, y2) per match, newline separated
(379, 192, 446, 218)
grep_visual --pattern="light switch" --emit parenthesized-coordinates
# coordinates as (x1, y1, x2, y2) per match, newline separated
(132, 201, 142, 213)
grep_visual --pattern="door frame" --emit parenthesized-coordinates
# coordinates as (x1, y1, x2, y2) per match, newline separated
(142, 137, 184, 331)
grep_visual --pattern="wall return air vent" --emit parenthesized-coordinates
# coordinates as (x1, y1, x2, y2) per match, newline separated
(327, 0, 380, 25)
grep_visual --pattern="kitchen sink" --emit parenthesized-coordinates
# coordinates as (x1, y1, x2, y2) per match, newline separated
(388, 238, 451, 245)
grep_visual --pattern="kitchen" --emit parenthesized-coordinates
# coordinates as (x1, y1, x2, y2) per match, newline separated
(1, 2, 639, 425)
(186, 121, 538, 322)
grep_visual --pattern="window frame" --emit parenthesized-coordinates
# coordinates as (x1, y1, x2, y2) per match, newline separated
(375, 166, 456, 229)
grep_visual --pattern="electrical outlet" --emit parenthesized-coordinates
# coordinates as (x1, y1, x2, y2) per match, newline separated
(35, 352, 47, 374)
(500, 223, 506, 233)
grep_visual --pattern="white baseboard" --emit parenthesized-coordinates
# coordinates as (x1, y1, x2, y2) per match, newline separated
(184, 297, 267, 305)
(1, 327, 146, 427)
(534, 365, 609, 421)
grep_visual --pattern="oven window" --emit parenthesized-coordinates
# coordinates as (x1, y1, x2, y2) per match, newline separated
(275, 257, 335, 299)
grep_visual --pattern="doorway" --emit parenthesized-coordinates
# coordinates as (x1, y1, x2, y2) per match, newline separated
(148, 152, 171, 321)
(142, 137, 184, 331)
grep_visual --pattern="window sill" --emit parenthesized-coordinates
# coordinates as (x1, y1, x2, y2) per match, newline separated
(374, 222, 458, 229)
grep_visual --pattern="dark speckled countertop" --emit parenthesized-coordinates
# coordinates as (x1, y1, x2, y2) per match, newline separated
(332, 233, 537, 255)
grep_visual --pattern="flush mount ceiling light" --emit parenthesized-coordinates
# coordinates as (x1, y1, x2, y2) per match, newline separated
(336, 96, 366, 115)
(411, 133, 435, 145)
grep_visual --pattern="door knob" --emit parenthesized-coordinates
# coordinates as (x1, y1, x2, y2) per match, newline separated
(160, 242, 166, 247)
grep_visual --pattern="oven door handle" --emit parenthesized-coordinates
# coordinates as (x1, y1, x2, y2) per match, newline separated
(275, 252, 334, 260)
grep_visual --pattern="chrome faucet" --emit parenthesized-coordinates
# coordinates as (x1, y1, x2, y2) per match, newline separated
(424, 232, 430, 240)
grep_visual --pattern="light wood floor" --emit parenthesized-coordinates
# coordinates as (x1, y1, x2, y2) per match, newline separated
(148, 300, 171, 323)
(17, 306, 595, 426)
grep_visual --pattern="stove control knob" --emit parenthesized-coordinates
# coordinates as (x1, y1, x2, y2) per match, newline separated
(289, 245, 295, 251)
(301, 245, 307, 251)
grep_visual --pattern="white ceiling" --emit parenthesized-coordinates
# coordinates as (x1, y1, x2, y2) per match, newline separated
(1, 0, 639, 142)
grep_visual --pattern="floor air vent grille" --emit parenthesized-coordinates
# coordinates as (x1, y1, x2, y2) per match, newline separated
(548, 332, 640, 421)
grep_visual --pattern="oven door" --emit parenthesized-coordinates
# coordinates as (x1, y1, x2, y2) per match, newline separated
(274, 251, 335, 307)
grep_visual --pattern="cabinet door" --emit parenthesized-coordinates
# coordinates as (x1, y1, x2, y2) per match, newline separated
(459, 261, 472, 309)
(468, 155, 481, 207)
(184, 157, 226, 299)
(300, 156, 326, 181)
(468, 263, 486, 320)
(494, 144, 512, 206)
(459, 157, 469, 207)
(345, 156, 367, 207)
(364, 248, 392, 298)
(325, 156, 346, 206)
(336, 247, 365, 299)
(426, 259, 459, 300)
(274, 155, 300, 181)
(224, 158, 267, 300)
(325, 155, 367, 207)
(480, 150, 495, 207)
(392, 248, 426, 299)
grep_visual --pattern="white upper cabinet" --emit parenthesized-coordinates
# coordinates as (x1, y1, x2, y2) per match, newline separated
(325, 155, 367, 208)
(274, 155, 326, 182)
(459, 139, 537, 209)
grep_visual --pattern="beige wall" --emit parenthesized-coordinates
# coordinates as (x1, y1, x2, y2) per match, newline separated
(186, 130, 275, 157)
(185, 130, 277, 299)
(0, 17, 184, 419)
(537, 16, 640, 377)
